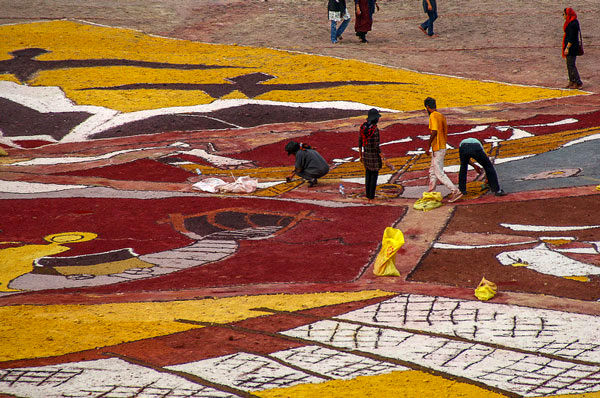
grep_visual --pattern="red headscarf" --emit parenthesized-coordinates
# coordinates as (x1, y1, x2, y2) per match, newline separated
(359, 122, 378, 145)
(562, 7, 578, 57)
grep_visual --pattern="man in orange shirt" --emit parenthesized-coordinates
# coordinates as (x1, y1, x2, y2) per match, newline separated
(424, 97, 462, 203)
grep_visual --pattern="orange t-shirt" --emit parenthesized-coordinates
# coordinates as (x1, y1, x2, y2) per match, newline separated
(428, 110, 448, 152)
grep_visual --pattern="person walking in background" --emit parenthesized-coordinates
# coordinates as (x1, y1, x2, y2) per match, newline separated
(328, 0, 351, 44)
(354, 0, 378, 43)
(458, 138, 507, 198)
(285, 141, 330, 187)
(562, 7, 583, 89)
(418, 0, 438, 37)
(424, 97, 462, 203)
(358, 108, 382, 200)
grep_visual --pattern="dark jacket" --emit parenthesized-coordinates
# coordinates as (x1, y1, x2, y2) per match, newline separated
(564, 20, 581, 56)
(328, 0, 347, 13)
(359, 122, 382, 171)
(295, 149, 329, 178)
(422, 0, 437, 13)
(355, 0, 376, 16)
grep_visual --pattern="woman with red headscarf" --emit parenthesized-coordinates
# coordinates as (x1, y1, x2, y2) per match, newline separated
(562, 7, 583, 89)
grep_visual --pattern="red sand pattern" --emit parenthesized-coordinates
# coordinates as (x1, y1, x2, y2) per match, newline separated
(53, 158, 195, 183)
(1, 196, 406, 296)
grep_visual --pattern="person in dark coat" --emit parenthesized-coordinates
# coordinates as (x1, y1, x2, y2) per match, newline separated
(285, 141, 330, 187)
(354, 0, 378, 43)
(358, 108, 382, 200)
(328, 0, 351, 44)
(562, 7, 583, 89)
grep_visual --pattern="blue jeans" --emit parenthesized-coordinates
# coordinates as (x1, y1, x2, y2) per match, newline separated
(331, 18, 350, 43)
(458, 143, 500, 194)
(420, 10, 438, 36)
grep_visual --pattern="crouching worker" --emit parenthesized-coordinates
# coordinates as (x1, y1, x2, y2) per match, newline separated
(458, 138, 507, 197)
(285, 141, 330, 187)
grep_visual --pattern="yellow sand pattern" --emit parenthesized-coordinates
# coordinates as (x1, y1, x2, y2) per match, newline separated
(0, 290, 392, 362)
(0, 21, 580, 113)
(491, 126, 600, 161)
(255, 370, 507, 398)
(257, 371, 600, 398)
(405, 126, 600, 172)
(54, 257, 155, 276)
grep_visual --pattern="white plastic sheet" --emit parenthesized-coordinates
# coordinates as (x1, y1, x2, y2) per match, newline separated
(193, 176, 258, 193)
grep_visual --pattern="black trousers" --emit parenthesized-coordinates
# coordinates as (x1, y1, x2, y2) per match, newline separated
(458, 143, 500, 194)
(365, 169, 379, 199)
(566, 55, 582, 85)
(297, 169, 328, 181)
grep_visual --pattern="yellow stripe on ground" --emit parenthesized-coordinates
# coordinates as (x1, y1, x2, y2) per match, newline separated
(495, 127, 600, 160)
(254, 369, 508, 398)
(0, 21, 581, 113)
(189, 161, 396, 182)
(182, 164, 294, 179)
(405, 127, 600, 173)
(253, 179, 304, 197)
(0, 290, 393, 362)
(182, 127, 599, 198)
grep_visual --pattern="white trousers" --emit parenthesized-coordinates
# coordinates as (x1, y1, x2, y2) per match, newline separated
(428, 149, 457, 192)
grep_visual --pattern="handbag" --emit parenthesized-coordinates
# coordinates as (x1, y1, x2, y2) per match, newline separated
(578, 30, 584, 56)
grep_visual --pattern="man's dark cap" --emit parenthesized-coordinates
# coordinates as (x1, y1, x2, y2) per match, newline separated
(285, 141, 300, 155)
(367, 108, 381, 123)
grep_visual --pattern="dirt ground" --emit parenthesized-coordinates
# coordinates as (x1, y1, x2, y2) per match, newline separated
(2, 0, 598, 93)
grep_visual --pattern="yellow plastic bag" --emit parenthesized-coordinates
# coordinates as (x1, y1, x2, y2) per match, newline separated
(474, 277, 497, 301)
(413, 191, 443, 211)
(596, 185, 600, 191)
(373, 227, 404, 276)
(422, 191, 442, 202)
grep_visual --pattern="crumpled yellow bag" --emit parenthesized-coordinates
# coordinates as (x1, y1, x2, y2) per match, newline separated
(373, 227, 404, 276)
(596, 185, 600, 191)
(413, 191, 443, 211)
(474, 277, 497, 301)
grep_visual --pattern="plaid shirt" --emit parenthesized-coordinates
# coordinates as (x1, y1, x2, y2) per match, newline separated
(359, 122, 382, 171)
